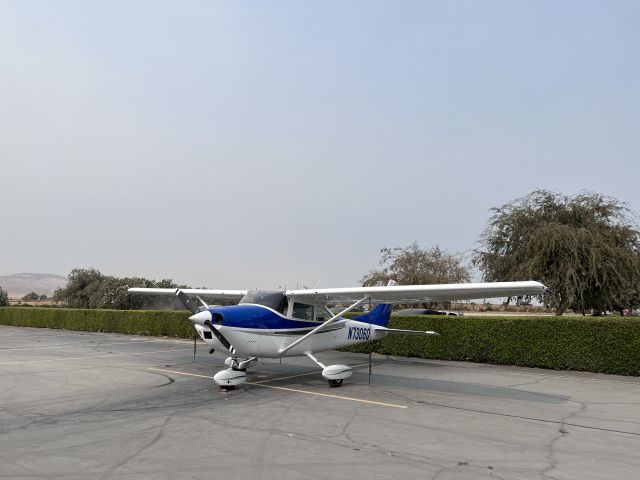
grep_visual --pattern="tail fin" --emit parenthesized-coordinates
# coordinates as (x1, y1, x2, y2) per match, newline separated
(353, 303, 393, 327)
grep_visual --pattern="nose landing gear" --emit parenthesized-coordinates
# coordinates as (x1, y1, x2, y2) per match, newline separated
(213, 356, 258, 390)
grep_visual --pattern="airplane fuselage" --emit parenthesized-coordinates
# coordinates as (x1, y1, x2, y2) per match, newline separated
(193, 303, 386, 358)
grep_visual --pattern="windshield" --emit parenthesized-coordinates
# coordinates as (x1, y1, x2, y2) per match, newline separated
(239, 290, 288, 314)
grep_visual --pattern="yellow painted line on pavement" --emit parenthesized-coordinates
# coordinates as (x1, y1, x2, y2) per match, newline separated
(148, 367, 217, 379)
(147, 367, 407, 409)
(252, 383, 408, 409)
(250, 362, 370, 384)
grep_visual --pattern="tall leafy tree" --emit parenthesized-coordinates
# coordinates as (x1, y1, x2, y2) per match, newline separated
(54, 268, 105, 308)
(474, 190, 640, 316)
(54, 268, 191, 310)
(363, 242, 471, 286)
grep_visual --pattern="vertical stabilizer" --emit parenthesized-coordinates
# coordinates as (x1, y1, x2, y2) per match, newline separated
(353, 303, 393, 327)
(352, 279, 397, 327)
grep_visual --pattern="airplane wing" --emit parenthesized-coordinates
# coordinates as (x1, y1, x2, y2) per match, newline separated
(127, 288, 248, 301)
(285, 281, 545, 304)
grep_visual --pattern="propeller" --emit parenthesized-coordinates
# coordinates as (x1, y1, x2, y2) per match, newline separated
(173, 288, 237, 356)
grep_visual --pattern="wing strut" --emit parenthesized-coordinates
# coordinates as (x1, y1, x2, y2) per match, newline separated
(277, 296, 370, 355)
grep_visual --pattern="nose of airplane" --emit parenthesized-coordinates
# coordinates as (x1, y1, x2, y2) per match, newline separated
(189, 310, 212, 325)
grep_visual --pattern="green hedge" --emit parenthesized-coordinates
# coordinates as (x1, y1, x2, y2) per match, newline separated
(1, 308, 639, 376)
(345, 315, 640, 376)
(0, 307, 194, 338)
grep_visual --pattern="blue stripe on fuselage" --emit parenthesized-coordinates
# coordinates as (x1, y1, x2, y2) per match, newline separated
(209, 304, 324, 330)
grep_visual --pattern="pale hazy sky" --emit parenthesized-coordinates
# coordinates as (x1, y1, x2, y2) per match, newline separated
(1, 1, 639, 289)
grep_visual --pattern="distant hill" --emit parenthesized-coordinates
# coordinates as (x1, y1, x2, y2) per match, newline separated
(0, 273, 68, 299)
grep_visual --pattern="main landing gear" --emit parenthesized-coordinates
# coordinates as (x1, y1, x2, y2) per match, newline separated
(212, 353, 352, 390)
(306, 352, 352, 388)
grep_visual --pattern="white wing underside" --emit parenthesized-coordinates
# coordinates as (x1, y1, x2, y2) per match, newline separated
(128, 281, 545, 304)
(127, 288, 247, 301)
(285, 281, 545, 304)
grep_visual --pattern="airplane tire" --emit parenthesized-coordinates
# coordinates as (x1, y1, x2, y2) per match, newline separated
(328, 379, 343, 388)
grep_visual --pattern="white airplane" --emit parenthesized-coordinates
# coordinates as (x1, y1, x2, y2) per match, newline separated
(128, 281, 545, 388)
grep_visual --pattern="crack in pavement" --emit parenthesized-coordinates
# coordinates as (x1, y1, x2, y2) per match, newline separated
(539, 401, 587, 480)
(503, 375, 553, 388)
(379, 388, 640, 437)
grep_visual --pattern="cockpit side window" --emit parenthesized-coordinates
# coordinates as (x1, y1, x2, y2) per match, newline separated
(292, 302, 314, 321)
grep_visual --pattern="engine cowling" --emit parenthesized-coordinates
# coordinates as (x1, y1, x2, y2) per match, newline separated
(322, 365, 353, 381)
(213, 368, 247, 387)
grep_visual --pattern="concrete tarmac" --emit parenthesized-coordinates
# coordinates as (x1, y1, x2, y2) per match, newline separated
(1, 326, 639, 480)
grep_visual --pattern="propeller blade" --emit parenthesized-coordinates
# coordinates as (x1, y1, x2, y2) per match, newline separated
(196, 296, 209, 309)
(204, 319, 236, 354)
(175, 289, 200, 314)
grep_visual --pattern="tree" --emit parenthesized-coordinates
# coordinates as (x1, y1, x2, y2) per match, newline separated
(473, 190, 640, 316)
(90, 276, 164, 310)
(22, 292, 41, 302)
(54, 268, 105, 309)
(363, 242, 471, 287)
(53, 268, 190, 310)
(0, 287, 8, 307)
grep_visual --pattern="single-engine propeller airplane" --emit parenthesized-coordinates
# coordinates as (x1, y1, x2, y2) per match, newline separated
(128, 280, 545, 388)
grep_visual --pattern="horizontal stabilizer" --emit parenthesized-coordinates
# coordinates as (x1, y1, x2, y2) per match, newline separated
(376, 328, 439, 336)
